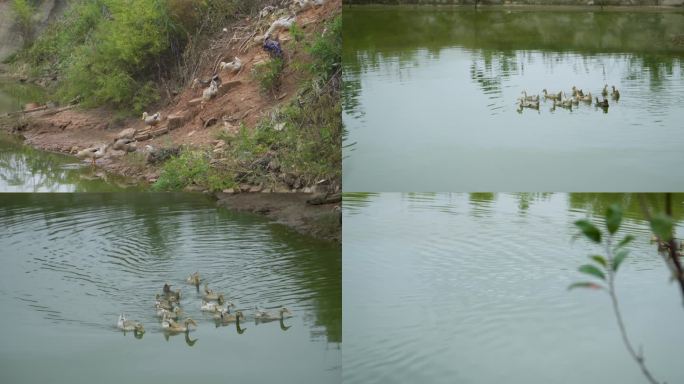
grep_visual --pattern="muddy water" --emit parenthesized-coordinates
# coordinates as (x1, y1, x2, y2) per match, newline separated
(0, 134, 140, 192)
(0, 193, 341, 384)
(342, 8, 684, 191)
(343, 192, 684, 384)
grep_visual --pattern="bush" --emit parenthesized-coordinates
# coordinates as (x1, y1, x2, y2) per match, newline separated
(11, 0, 36, 45)
(308, 16, 341, 79)
(251, 57, 284, 93)
(153, 150, 234, 191)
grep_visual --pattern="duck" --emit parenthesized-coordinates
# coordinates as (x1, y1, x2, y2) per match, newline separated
(141, 112, 161, 126)
(200, 299, 234, 312)
(192, 74, 221, 89)
(156, 306, 182, 319)
(117, 314, 145, 333)
(518, 99, 539, 109)
(186, 272, 201, 289)
(578, 92, 592, 103)
(213, 310, 245, 323)
(542, 89, 562, 101)
(202, 284, 223, 301)
(219, 57, 242, 73)
(162, 317, 197, 333)
(112, 138, 136, 152)
(519, 91, 539, 102)
(553, 98, 573, 109)
(611, 85, 620, 100)
(571, 86, 585, 97)
(254, 307, 293, 322)
(162, 284, 181, 302)
(76, 144, 108, 166)
(595, 97, 609, 108)
(201, 80, 219, 105)
(601, 84, 608, 97)
(155, 295, 175, 310)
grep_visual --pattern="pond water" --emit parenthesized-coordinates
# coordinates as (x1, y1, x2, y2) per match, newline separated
(0, 193, 341, 384)
(343, 8, 684, 191)
(343, 192, 684, 384)
(0, 134, 140, 192)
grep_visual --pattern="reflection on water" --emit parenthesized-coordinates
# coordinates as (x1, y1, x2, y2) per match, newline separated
(343, 193, 684, 384)
(0, 134, 140, 192)
(342, 8, 684, 191)
(0, 193, 341, 383)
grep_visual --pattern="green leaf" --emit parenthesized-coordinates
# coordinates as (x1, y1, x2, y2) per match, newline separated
(650, 214, 674, 242)
(568, 282, 604, 290)
(579, 264, 606, 280)
(575, 219, 601, 243)
(590, 255, 607, 268)
(605, 204, 623, 235)
(616, 234, 635, 249)
(613, 249, 629, 272)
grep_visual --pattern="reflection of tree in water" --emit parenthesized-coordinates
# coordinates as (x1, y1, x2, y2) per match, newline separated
(515, 192, 553, 215)
(344, 7, 684, 98)
(568, 193, 684, 222)
(342, 192, 380, 216)
(469, 50, 519, 96)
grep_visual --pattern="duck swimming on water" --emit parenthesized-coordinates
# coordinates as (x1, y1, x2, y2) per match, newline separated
(117, 314, 145, 334)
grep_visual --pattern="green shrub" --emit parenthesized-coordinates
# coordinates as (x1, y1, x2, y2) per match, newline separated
(11, 0, 36, 45)
(153, 149, 234, 191)
(308, 16, 341, 79)
(251, 57, 284, 93)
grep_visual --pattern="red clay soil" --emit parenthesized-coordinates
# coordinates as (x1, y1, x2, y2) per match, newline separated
(10, 0, 341, 183)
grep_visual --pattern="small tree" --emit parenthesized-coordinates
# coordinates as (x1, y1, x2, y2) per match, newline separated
(11, 0, 36, 47)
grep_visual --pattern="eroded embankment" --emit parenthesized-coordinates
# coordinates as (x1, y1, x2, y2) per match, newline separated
(214, 192, 341, 242)
(1, 0, 341, 193)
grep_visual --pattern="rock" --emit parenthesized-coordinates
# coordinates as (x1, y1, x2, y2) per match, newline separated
(187, 130, 196, 137)
(273, 183, 291, 193)
(274, 122, 285, 131)
(116, 128, 137, 140)
(222, 188, 236, 194)
(239, 184, 251, 192)
(217, 80, 242, 98)
(249, 185, 262, 193)
(302, 187, 312, 193)
(167, 112, 188, 131)
(215, 140, 226, 148)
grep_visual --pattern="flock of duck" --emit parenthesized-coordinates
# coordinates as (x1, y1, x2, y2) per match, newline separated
(116, 272, 293, 338)
(517, 84, 620, 112)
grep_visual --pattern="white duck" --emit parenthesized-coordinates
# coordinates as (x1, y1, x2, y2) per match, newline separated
(219, 57, 242, 73)
(76, 144, 108, 166)
(142, 112, 161, 126)
(117, 314, 145, 333)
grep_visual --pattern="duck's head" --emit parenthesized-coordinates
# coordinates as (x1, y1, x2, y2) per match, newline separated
(134, 323, 145, 333)
(280, 307, 292, 316)
(141, 112, 148, 120)
(185, 318, 197, 328)
(218, 294, 225, 305)
(236, 311, 245, 321)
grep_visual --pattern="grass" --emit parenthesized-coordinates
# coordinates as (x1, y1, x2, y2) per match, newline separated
(152, 149, 235, 191)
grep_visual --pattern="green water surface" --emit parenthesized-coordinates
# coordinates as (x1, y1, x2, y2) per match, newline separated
(343, 8, 684, 191)
(0, 193, 341, 384)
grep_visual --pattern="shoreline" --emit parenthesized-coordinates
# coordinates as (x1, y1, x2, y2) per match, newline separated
(214, 192, 341, 243)
(343, 3, 684, 11)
